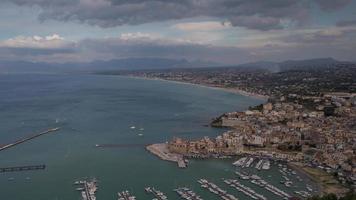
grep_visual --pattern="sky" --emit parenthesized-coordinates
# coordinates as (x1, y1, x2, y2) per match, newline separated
(0, 0, 356, 65)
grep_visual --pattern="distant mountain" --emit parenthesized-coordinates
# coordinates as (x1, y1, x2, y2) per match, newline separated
(0, 57, 353, 74)
(278, 57, 348, 71)
(233, 58, 353, 72)
(0, 57, 220, 73)
(236, 61, 279, 72)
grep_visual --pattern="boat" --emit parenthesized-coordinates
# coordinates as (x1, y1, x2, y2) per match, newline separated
(255, 160, 263, 170)
(233, 157, 247, 167)
(262, 160, 270, 170)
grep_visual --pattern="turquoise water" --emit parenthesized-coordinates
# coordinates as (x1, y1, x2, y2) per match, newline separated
(0, 74, 315, 200)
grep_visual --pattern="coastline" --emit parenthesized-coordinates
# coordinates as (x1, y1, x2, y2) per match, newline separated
(289, 162, 348, 196)
(124, 75, 269, 101)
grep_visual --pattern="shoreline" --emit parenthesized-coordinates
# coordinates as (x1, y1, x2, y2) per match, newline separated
(288, 162, 349, 196)
(124, 75, 269, 101)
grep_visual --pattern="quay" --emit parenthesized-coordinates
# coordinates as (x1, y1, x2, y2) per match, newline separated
(0, 127, 61, 152)
(0, 164, 46, 173)
(146, 143, 187, 168)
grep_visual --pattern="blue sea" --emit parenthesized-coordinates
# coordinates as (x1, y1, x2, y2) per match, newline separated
(0, 73, 316, 200)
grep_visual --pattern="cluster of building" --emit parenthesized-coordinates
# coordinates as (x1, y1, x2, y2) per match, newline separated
(168, 93, 356, 187)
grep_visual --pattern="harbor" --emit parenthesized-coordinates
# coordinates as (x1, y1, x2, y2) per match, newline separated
(65, 156, 319, 200)
(0, 74, 321, 200)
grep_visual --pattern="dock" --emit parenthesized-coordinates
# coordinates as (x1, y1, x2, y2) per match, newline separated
(0, 164, 46, 173)
(74, 178, 98, 200)
(0, 127, 60, 152)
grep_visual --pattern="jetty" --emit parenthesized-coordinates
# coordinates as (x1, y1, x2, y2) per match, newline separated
(0, 127, 60, 152)
(146, 143, 186, 168)
(0, 164, 46, 173)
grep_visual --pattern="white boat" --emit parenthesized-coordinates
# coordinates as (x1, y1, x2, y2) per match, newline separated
(262, 160, 270, 170)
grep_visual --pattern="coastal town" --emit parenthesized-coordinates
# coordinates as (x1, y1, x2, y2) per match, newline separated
(165, 93, 356, 189)
(120, 63, 356, 197)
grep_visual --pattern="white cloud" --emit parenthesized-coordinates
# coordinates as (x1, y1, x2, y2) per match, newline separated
(0, 34, 73, 49)
(172, 21, 231, 32)
(118, 32, 155, 41)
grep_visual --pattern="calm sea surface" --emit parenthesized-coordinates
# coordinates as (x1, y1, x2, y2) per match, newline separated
(0, 74, 316, 200)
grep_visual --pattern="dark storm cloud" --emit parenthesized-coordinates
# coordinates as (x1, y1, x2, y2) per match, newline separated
(337, 19, 356, 27)
(0, 46, 75, 55)
(77, 36, 254, 63)
(4, 0, 351, 31)
(280, 28, 356, 45)
(314, 0, 352, 11)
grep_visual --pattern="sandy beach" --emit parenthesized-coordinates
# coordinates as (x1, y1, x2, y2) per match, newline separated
(125, 75, 269, 100)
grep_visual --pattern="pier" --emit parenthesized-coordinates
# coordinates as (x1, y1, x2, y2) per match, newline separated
(0, 127, 60, 152)
(0, 165, 46, 173)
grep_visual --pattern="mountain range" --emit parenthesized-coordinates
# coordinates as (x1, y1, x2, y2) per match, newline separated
(0, 57, 353, 73)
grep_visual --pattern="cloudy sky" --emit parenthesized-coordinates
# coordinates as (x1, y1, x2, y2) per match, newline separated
(0, 0, 356, 65)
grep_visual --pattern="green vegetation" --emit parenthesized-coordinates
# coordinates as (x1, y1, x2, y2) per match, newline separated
(308, 191, 356, 200)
